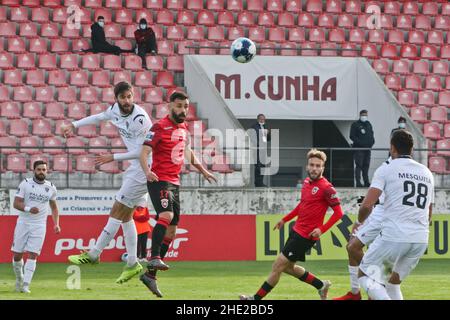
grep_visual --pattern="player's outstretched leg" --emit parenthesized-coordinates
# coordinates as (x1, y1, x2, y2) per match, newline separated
(68, 250, 100, 265)
(116, 219, 142, 284)
(116, 261, 143, 284)
(140, 272, 163, 298)
(148, 217, 171, 271)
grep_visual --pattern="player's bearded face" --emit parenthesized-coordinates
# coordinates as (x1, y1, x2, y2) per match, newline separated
(34, 165, 47, 181)
(171, 99, 189, 123)
(117, 90, 134, 115)
(307, 158, 324, 180)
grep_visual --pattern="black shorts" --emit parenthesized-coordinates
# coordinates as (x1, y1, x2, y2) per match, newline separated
(147, 181, 180, 226)
(281, 231, 316, 262)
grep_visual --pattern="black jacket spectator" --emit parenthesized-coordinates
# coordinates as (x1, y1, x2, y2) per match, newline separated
(350, 110, 374, 187)
(350, 120, 375, 148)
(90, 18, 123, 55)
(134, 19, 158, 68)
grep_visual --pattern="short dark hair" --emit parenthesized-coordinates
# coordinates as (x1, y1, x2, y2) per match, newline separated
(139, 18, 147, 24)
(169, 91, 189, 102)
(114, 81, 133, 98)
(257, 114, 265, 119)
(360, 109, 368, 115)
(398, 116, 406, 123)
(97, 16, 104, 21)
(391, 129, 414, 156)
(33, 160, 47, 170)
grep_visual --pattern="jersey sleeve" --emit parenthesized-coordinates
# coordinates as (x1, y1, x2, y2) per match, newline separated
(143, 122, 161, 148)
(15, 180, 27, 199)
(324, 185, 340, 207)
(370, 165, 386, 192)
(51, 185, 57, 201)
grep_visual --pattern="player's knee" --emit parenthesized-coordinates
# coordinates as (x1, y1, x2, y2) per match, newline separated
(347, 239, 362, 256)
(13, 252, 23, 261)
(27, 252, 38, 260)
(389, 272, 401, 285)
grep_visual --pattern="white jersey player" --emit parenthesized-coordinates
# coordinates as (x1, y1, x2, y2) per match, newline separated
(334, 158, 391, 300)
(61, 82, 157, 284)
(11, 160, 60, 293)
(358, 130, 434, 300)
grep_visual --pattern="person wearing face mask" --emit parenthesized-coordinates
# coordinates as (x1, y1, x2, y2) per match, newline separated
(88, 16, 128, 55)
(391, 117, 407, 135)
(134, 18, 158, 69)
(350, 110, 375, 187)
(251, 114, 271, 187)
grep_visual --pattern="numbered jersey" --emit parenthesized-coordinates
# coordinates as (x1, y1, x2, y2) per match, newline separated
(370, 157, 434, 244)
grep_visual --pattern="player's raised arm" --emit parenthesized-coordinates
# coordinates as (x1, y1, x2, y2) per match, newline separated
(60, 112, 110, 138)
(185, 144, 217, 184)
(49, 200, 61, 234)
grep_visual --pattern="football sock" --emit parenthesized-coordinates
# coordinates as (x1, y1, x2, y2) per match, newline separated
(254, 281, 273, 300)
(299, 271, 324, 290)
(12, 259, 24, 281)
(150, 218, 170, 258)
(148, 237, 172, 278)
(89, 217, 122, 260)
(359, 276, 391, 300)
(348, 265, 360, 294)
(23, 259, 36, 286)
(122, 220, 138, 267)
(386, 283, 403, 300)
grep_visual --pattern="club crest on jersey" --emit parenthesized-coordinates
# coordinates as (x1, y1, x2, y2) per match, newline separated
(312, 187, 319, 195)
(161, 199, 169, 209)
(45, 187, 49, 192)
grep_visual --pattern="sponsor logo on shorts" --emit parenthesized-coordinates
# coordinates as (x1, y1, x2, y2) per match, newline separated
(312, 187, 319, 195)
(161, 199, 169, 209)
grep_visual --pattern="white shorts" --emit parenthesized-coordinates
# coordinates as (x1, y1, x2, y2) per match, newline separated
(354, 205, 383, 246)
(115, 176, 148, 209)
(359, 236, 427, 284)
(11, 221, 47, 255)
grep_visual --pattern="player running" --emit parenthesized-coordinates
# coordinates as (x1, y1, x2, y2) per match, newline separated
(11, 160, 60, 293)
(138, 91, 217, 297)
(357, 130, 434, 300)
(62, 82, 154, 284)
(240, 149, 344, 300)
(333, 158, 391, 300)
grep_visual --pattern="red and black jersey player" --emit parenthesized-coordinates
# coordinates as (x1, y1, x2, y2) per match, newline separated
(138, 91, 217, 297)
(240, 149, 344, 300)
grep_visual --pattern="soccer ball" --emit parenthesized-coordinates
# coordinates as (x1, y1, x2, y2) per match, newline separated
(230, 37, 256, 63)
(121, 252, 128, 262)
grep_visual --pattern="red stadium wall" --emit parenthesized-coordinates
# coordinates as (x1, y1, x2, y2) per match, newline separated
(0, 215, 256, 263)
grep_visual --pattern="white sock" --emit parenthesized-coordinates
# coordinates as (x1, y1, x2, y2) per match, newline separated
(122, 220, 138, 267)
(386, 283, 403, 300)
(348, 265, 360, 294)
(12, 259, 24, 281)
(359, 276, 391, 300)
(23, 259, 37, 286)
(89, 217, 122, 260)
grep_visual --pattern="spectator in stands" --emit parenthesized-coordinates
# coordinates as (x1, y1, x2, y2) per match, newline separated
(350, 110, 375, 187)
(391, 116, 407, 136)
(134, 18, 158, 69)
(85, 16, 129, 55)
(251, 114, 271, 187)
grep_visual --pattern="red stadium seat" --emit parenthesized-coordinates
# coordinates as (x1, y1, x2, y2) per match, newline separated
(289, 28, 306, 42)
(52, 7, 67, 23)
(418, 90, 436, 106)
(403, 1, 419, 15)
(385, 74, 402, 91)
(248, 27, 266, 42)
(91, 70, 111, 88)
(20, 136, 40, 155)
(29, 38, 48, 54)
(157, 40, 174, 56)
(67, 103, 87, 120)
(425, 75, 443, 92)
(30, 155, 49, 168)
(444, 124, 450, 139)
(198, 10, 216, 26)
(432, 61, 448, 75)
(187, 0, 204, 10)
(80, 87, 99, 103)
(1, 102, 20, 119)
(396, 15, 413, 30)
(110, 137, 126, 154)
(95, 9, 112, 22)
(57, 87, 77, 103)
(10, 7, 28, 22)
(32, 119, 52, 137)
(349, 29, 365, 43)
(8, 38, 26, 53)
(422, 2, 438, 16)
(258, 12, 275, 27)
(207, 0, 225, 11)
(415, 15, 432, 30)
(4, 69, 23, 86)
(85, 0, 102, 7)
(412, 60, 429, 75)
(341, 43, 358, 57)
(7, 155, 27, 173)
(368, 29, 385, 44)
(115, 8, 133, 24)
(70, 70, 89, 87)
(446, 77, 450, 91)
(387, 30, 404, 45)
(372, 60, 390, 74)
(146, 0, 163, 10)
(237, 12, 255, 27)
(52, 154, 73, 173)
(104, 24, 122, 40)
(227, 0, 243, 11)
(0, 52, 14, 70)
(13, 86, 33, 102)
(100, 121, 119, 138)
(23, 102, 42, 119)
(0, 7, 6, 22)
(155, 103, 170, 118)
(77, 124, 98, 138)
(217, 11, 235, 27)
(379, 15, 394, 30)
(443, 3, 450, 16)
(50, 39, 69, 53)
(166, 0, 183, 10)
(17, 53, 36, 70)
(0, 22, 17, 38)
(90, 103, 108, 115)
(166, 25, 184, 41)
(135, 70, 154, 87)
(398, 90, 416, 106)
(144, 87, 164, 104)
(60, 54, 79, 70)
(400, 44, 418, 59)
(430, 107, 448, 123)
(337, 14, 354, 28)
(40, 23, 59, 38)
(99, 161, 120, 174)
(439, 92, 450, 106)
(103, 55, 122, 71)
(228, 26, 244, 40)
(89, 137, 108, 154)
(208, 26, 225, 41)
(177, 40, 195, 55)
(266, 0, 283, 12)
(325, 0, 341, 13)
(187, 26, 205, 40)
(113, 70, 131, 84)
(280, 42, 298, 56)
(384, 1, 400, 15)
(404, 74, 421, 91)
(361, 43, 378, 58)
(45, 102, 65, 120)
(318, 13, 334, 28)
(278, 12, 295, 27)
(0, 120, 6, 136)
(177, 10, 195, 26)
(428, 31, 444, 46)
(300, 42, 317, 56)
(434, 16, 449, 31)
(10, 119, 29, 137)
(247, 0, 263, 12)
(135, 9, 153, 24)
(38, 53, 57, 70)
(298, 13, 314, 27)
(429, 157, 447, 174)
(20, 22, 38, 38)
(423, 122, 442, 140)
(309, 28, 326, 43)
(286, 0, 302, 13)
(268, 27, 286, 42)
(157, 9, 175, 26)
(198, 40, 217, 55)
(48, 70, 68, 87)
(124, 55, 142, 71)
(410, 106, 428, 123)
(409, 31, 425, 45)
(76, 156, 96, 173)
(0, 136, 17, 155)
(306, 0, 323, 13)
(0, 86, 10, 102)
(102, 87, 116, 104)
(381, 43, 399, 59)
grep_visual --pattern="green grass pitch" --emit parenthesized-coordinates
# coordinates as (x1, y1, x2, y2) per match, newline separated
(0, 260, 449, 300)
